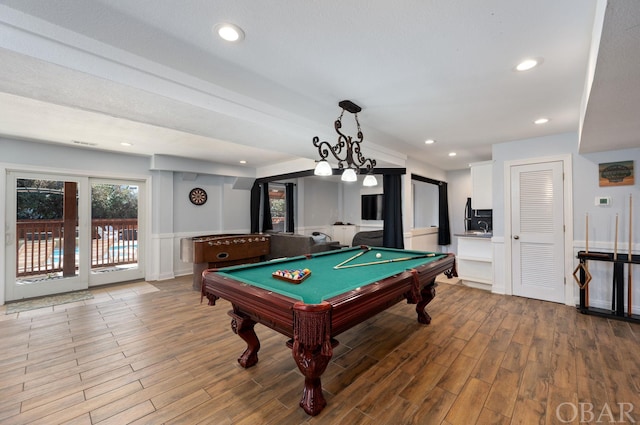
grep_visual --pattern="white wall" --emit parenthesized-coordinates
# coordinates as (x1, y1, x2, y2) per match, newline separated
(173, 173, 251, 233)
(407, 158, 447, 182)
(174, 173, 221, 232)
(302, 178, 340, 227)
(574, 148, 639, 245)
(445, 168, 473, 255)
(222, 177, 253, 231)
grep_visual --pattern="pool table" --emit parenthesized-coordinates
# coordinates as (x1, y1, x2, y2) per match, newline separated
(201, 246, 456, 416)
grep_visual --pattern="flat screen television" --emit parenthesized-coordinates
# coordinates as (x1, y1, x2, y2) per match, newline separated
(361, 194, 384, 220)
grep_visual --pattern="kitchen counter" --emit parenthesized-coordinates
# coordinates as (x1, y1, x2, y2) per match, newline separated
(456, 234, 493, 291)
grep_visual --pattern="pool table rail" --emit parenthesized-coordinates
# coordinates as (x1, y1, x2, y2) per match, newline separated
(202, 274, 301, 339)
(328, 267, 435, 334)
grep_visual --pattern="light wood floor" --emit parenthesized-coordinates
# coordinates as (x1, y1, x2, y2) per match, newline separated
(1, 276, 639, 424)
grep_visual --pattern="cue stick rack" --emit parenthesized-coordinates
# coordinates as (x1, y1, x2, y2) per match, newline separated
(576, 195, 638, 323)
(577, 251, 640, 323)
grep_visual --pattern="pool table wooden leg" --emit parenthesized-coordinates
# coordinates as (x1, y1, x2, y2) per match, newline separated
(292, 339, 332, 416)
(228, 311, 260, 368)
(444, 262, 458, 278)
(291, 302, 334, 416)
(416, 282, 437, 324)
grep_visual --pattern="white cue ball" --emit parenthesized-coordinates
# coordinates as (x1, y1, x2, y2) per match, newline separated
(376, 253, 382, 258)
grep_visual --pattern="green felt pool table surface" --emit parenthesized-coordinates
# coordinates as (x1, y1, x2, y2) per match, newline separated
(215, 246, 447, 304)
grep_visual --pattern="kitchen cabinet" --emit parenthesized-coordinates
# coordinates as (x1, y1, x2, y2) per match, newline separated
(332, 224, 358, 246)
(456, 235, 492, 291)
(471, 161, 492, 210)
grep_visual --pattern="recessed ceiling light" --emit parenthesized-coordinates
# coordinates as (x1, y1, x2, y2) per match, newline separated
(214, 23, 245, 42)
(239, 160, 247, 164)
(515, 58, 542, 72)
(534, 117, 550, 125)
(448, 152, 457, 157)
(120, 142, 132, 147)
(424, 139, 436, 145)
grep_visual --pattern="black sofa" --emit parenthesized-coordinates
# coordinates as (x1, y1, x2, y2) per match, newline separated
(351, 230, 384, 247)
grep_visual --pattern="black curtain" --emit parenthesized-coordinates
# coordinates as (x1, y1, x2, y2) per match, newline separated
(438, 182, 451, 245)
(285, 183, 295, 232)
(382, 174, 404, 249)
(250, 182, 260, 233)
(262, 183, 273, 232)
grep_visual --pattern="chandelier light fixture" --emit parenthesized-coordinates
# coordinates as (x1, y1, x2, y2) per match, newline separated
(313, 100, 377, 186)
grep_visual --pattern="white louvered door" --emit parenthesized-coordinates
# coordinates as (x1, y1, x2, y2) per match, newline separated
(511, 161, 565, 303)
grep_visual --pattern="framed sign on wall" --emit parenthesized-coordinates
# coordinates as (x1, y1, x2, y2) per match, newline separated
(598, 161, 634, 187)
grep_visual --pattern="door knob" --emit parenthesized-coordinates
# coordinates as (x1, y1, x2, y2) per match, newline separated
(513, 235, 519, 240)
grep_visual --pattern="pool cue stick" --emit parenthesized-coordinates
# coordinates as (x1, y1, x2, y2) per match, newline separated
(335, 253, 436, 269)
(585, 213, 589, 306)
(629, 194, 633, 317)
(612, 213, 620, 311)
(614, 214, 619, 260)
(333, 247, 370, 269)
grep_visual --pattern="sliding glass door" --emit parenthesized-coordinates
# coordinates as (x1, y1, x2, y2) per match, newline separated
(5, 172, 145, 301)
(6, 171, 89, 301)
(88, 178, 144, 286)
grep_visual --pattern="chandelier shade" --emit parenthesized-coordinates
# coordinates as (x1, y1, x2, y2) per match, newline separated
(362, 174, 378, 187)
(312, 100, 377, 186)
(341, 168, 358, 182)
(314, 160, 333, 176)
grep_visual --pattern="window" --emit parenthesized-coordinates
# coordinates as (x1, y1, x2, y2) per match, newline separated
(268, 184, 286, 232)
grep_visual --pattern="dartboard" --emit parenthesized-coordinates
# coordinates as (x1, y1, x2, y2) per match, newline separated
(189, 188, 207, 205)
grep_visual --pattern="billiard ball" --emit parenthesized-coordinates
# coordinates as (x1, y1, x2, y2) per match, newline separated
(376, 253, 382, 258)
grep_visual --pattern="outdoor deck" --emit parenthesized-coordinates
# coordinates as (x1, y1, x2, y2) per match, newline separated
(16, 219, 137, 280)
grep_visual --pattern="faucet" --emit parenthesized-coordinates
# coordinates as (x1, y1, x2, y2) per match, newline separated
(478, 221, 489, 233)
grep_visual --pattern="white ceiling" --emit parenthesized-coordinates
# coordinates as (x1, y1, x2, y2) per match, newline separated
(0, 0, 638, 173)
